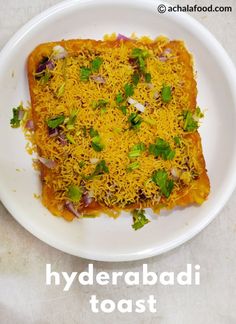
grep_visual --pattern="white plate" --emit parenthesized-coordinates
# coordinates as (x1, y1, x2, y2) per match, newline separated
(1, 0, 236, 262)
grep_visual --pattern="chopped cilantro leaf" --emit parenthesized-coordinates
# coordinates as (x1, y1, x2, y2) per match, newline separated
(124, 83, 134, 97)
(173, 136, 181, 146)
(183, 111, 198, 132)
(161, 85, 172, 103)
(83, 159, 109, 180)
(94, 159, 109, 175)
(152, 170, 174, 198)
(80, 67, 91, 81)
(115, 93, 124, 104)
(131, 48, 149, 59)
(92, 99, 108, 110)
(119, 105, 127, 115)
(128, 150, 141, 158)
(133, 143, 146, 151)
(66, 111, 77, 130)
(128, 143, 146, 158)
(66, 134, 76, 144)
(132, 72, 140, 86)
(149, 138, 175, 160)
(127, 161, 140, 172)
(128, 113, 142, 129)
(138, 56, 146, 72)
(10, 105, 24, 128)
(131, 48, 149, 73)
(132, 209, 150, 230)
(47, 115, 65, 129)
(144, 73, 151, 83)
(196, 106, 204, 118)
(89, 127, 99, 138)
(91, 57, 103, 72)
(91, 135, 104, 152)
(67, 185, 83, 202)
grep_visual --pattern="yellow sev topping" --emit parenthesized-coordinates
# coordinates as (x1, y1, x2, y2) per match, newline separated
(26, 36, 210, 218)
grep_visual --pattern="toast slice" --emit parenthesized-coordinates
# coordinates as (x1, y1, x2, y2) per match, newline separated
(27, 36, 210, 221)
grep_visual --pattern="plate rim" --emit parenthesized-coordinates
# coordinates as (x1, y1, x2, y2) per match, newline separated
(1, 0, 236, 261)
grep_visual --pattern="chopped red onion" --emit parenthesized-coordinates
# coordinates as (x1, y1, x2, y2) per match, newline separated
(48, 127, 59, 137)
(25, 119, 35, 131)
(58, 133, 67, 146)
(163, 48, 172, 55)
(90, 158, 99, 164)
(52, 45, 68, 60)
(46, 60, 55, 70)
(147, 83, 154, 89)
(153, 91, 159, 99)
(36, 60, 55, 73)
(65, 201, 81, 218)
(83, 192, 93, 207)
(117, 34, 130, 41)
(159, 56, 167, 62)
(90, 75, 106, 84)
(171, 168, 180, 179)
(127, 97, 145, 113)
(38, 156, 56, 169)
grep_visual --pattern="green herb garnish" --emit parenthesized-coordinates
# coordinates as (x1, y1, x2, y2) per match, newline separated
(173, 136, 181, 146)
(119, 105, 127, 115)
(47, 115, 65, 129)
(89, 127, 99, 138)
(183, 111, 198, 132)
(82, 159, 109, 180)
(67, 185, 83, 202)
(91, 135, 104, 152)
(128, 113, 142, 129)
(132, 209, 150, 230)
(152, 170, 174, 198)
(39, 70, 51, 85)
(144, 73, 151, 83)
(66, 134, 76, 144)
(128, 143, 146, 158)
(94, 159, 109, 175)
(92, 99, 108, 111)
(149, 138, 175, 160)
(124, 83, 134, 97)
(132, 72, 140, 86)
(115, 93, 124, 104)
(80, 57, 103, 81)
(80, 67, 91, 81)
(91, 57, 103, 72)
(131, 48, 149, 61)
(161, 85, 172, 103)
(66, 111, 77, 130)
(127, 161, 140, 172)
(131, 48, 149, 73)
(196, 106, 204, 118)
(10, 105, 24, 128)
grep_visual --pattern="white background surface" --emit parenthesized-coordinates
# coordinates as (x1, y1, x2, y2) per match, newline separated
(0, 0, 236, 323)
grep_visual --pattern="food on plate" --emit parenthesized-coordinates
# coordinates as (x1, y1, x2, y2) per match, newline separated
(12, 34, 210, 229)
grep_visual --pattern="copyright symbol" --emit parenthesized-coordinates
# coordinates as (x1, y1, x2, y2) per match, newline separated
(157, 4, 166, 13)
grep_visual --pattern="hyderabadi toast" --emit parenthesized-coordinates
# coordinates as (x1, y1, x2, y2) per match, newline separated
(26, 35, 210, 227)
